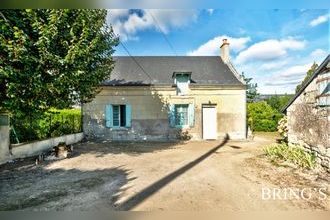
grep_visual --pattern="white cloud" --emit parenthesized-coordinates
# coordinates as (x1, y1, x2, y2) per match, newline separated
(310, 49, 328, 58)
(309, 14, 329, 27)
(276, 63, 312, 78)
(259, 60, 288, 71)
(262, 63, 311, 87)
(235, 38, 306, 64)
(187, 35, 251, 56)
(206, 9, 214, 15)
(107, 9, 198, 41)
(264, 79, 302, 87)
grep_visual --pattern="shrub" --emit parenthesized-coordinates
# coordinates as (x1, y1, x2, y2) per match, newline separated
(277, 116, 288, 142)
(10, 108, 81, 143)
(247, 101, 283, 132)
(264, 143, 316, 169)
(176, 130, 192, 141)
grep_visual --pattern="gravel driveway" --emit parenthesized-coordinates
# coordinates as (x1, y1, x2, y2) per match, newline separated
(0, 134, 329, 211)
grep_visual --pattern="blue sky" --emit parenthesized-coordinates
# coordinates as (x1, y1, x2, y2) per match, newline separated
(107, 9, 329, 94)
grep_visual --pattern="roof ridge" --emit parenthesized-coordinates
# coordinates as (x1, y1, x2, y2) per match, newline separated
(282, 54, 330, 112)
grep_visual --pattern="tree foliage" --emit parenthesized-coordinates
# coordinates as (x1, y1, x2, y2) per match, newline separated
(241, 72, 259, 102)
(0, 9, 118, 117)
(247, 101, 283, 132)
(295, 62, 318, 93)
(265, 94, 293, 112)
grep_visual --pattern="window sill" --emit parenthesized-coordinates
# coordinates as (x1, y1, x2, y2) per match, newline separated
(174, 125, 191, 129)
(110, 127, 130, 131)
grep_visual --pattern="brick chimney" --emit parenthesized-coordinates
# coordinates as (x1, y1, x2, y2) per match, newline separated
(220, 39, 230, 63)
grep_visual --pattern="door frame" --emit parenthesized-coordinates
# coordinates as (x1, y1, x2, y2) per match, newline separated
(202, 104, 217, 140)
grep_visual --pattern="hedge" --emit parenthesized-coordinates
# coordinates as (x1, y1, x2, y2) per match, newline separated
(10, 108, 81, 143)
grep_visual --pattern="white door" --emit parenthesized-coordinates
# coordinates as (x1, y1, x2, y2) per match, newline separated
(202, 106, 217, 139)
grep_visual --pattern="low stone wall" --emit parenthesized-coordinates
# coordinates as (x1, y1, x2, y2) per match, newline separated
(0, 114, 10, 163)
(1, 133, 84, 164)
(289, 141, 330, 171)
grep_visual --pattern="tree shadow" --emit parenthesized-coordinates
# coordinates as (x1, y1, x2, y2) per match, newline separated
(0, 160, 133, 211)
(1, 134, 229, 211)
(116, 134, 229, 210)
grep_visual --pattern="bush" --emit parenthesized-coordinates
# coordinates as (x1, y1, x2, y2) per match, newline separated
(264, 143, 316, 169)
(10, 108, 81, 143)
(277, 116, 288, 142)
(176, 130, 192, 141)
(247, 101, 283, 132)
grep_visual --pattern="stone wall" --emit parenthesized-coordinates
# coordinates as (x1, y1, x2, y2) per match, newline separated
(287, 76, 330, 170)
(83, 85, 246, 141)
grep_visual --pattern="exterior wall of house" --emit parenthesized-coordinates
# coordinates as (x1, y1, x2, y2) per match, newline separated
(287, 74, 330, 170)
(83, 85, 246, 141)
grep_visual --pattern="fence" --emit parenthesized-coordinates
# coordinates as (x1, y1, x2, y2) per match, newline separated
(10, 110, 82, 144)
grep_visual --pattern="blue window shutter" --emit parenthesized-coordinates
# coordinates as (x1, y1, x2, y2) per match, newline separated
(105, 105, 113, 128)
(125, 104, 132, 127)
(188, 103, 195, 127)
(168, 104, 175, 127)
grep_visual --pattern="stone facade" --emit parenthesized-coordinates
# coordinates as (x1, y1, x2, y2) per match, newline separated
(83, 85, 246, 141)
(287, 69, 330, 170)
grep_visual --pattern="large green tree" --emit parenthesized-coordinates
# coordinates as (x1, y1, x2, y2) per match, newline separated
(0, 9, 118, 117)
(295, 62, 318, 93)
(241, 72, 259, 102)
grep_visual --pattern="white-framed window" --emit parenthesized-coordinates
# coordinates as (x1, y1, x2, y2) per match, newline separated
(317, 72, 330, 106)
(174, 104, 189, 126)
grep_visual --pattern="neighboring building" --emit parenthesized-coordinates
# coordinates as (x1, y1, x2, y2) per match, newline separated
(283, 55, 330, 170)
(83, 39, 247, 141)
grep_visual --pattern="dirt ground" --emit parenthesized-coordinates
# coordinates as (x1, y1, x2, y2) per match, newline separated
(0, 133, 329, 211)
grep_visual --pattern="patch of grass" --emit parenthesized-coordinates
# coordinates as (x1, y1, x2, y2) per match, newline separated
(264, 143, 316, 169)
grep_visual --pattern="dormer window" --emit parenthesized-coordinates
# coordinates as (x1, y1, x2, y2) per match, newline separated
(173, 72, 191, 95)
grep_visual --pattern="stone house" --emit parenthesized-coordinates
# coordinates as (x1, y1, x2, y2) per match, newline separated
(283, 54, 330, 169)
(83, 39, 247, 141)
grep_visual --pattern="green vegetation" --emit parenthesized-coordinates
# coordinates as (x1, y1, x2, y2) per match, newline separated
(264, 143, 316, 169)
(265, 94, 293, 112)
(10, 108, 81, 143)
(241, 73, 292, 132)
(241, 72, 259, 102)
(0, 9, 118, 118)
(247, 101, 283, 132)
(295, 62, 318, 93)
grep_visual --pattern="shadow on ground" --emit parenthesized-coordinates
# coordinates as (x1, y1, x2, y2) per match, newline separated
(0, 162, 133, 210)
(117, 135, 229, 210)
(0, 135, 230, 210)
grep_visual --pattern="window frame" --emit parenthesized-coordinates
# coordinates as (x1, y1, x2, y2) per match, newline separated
(112, 105, 127, 128)
(174, 104, 189, 128)
(173, 73, 191, 96)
